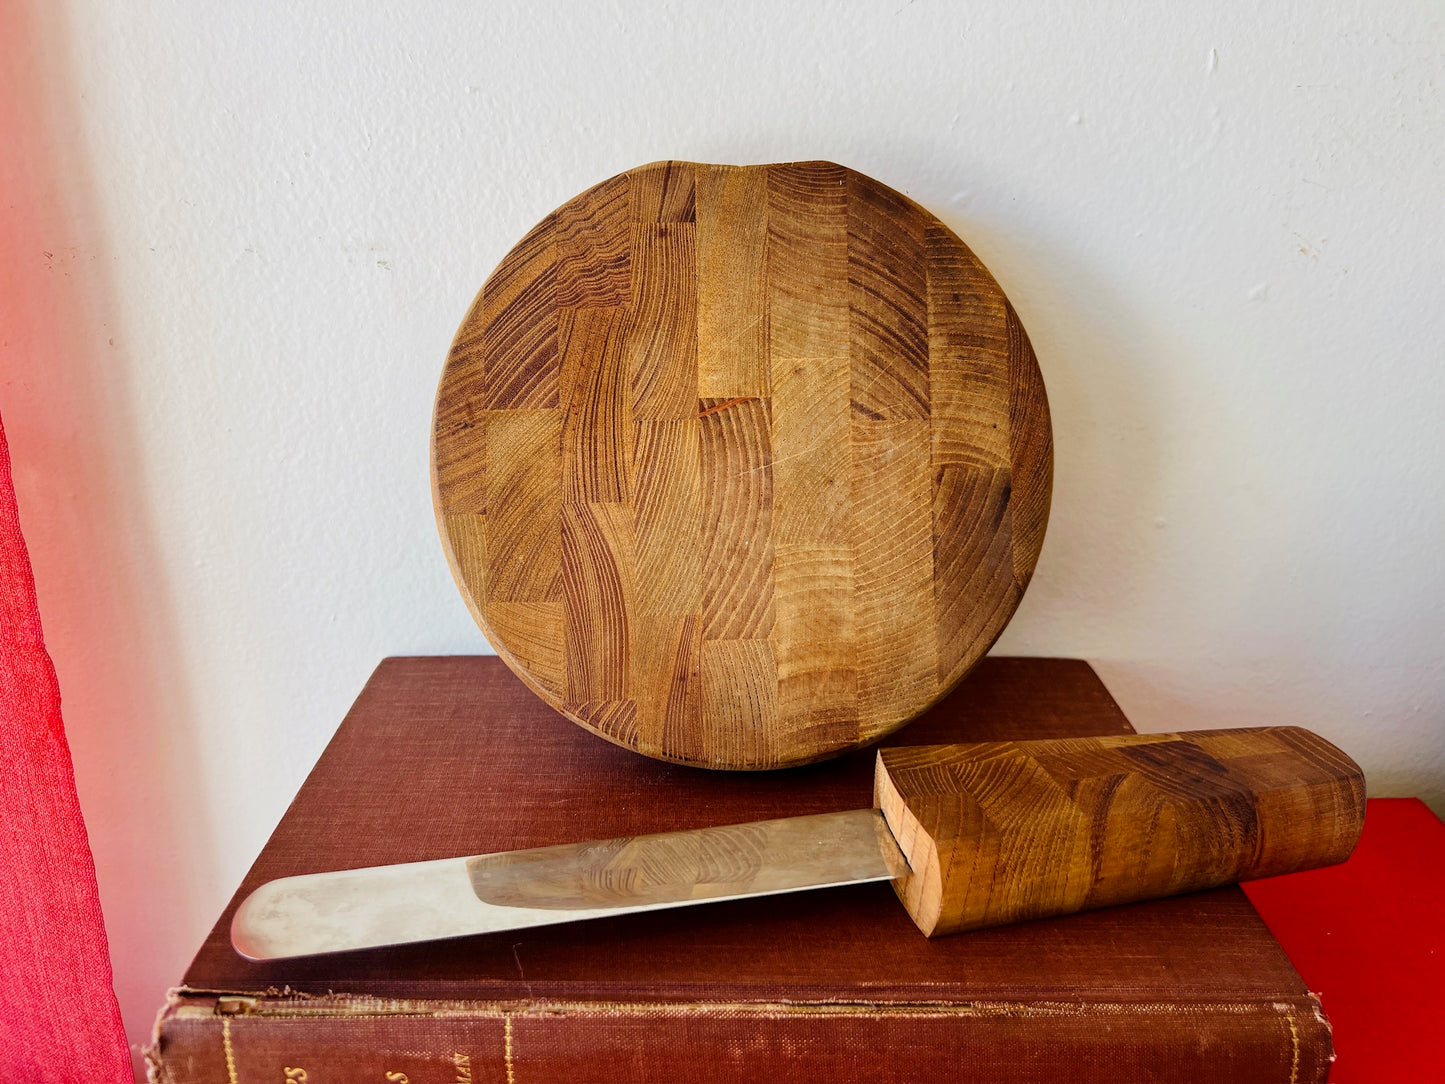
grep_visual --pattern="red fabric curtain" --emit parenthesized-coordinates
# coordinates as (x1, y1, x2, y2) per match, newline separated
(0, 411, 130, 1079)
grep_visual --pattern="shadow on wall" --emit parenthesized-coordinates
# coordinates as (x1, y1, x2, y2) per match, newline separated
(0, 4, 216, 1077)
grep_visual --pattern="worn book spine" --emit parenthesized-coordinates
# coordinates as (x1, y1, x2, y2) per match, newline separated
(149, 989, 1333, 1084)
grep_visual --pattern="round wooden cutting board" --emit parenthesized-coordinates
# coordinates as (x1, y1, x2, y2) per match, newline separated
(433, 160, 1052, 769)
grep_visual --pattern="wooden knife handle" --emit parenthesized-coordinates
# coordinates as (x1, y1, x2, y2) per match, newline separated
(874, 726, 1364, 937)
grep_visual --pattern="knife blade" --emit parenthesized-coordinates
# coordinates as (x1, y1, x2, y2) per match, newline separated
(232, 808, 906, 960)
(232, 726, 1364, 960)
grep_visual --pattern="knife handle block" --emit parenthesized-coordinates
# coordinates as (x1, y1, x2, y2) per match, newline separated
(874, 726, 1364, 937)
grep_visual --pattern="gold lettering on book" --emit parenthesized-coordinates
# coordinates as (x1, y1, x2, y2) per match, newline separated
(453, 1052, 473, 1083)
(283, 1070, 308, 1083)
(384, 1074, 410, 1083)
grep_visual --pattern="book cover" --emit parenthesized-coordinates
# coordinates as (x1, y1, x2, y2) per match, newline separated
(148, 656, 1331, 1083)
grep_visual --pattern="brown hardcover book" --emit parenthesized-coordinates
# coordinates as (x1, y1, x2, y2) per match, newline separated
(147, 657, 1332, 1083)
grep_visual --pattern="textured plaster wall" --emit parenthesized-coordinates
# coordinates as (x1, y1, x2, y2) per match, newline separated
(4, 0, 1442, 1069)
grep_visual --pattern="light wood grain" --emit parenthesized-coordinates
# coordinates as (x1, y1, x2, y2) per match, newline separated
(434, 160, 1054, 768)
(875, 726, 1366, 936)
(696, 166, 767, 398)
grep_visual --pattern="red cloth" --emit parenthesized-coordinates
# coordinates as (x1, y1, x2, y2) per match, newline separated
(0, 412, 130, 1080)
(1243, 797, 1445, 1082)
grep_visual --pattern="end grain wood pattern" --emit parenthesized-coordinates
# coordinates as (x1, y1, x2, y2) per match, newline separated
(875, 727, 1366, 936)
(433, 160, 1053, 769)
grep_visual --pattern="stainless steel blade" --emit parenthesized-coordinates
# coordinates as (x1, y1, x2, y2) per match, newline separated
(231, 808, 908, 960)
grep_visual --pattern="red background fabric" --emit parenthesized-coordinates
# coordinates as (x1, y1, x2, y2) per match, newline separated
(0, 412, 131, 1080)
(1244, 797, 1445, 1082)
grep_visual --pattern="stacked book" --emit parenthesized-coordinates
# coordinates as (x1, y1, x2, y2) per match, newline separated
(148, 656, 1331, 1083)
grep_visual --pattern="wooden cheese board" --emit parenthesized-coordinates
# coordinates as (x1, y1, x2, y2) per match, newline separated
(432, 160, 1052, 769)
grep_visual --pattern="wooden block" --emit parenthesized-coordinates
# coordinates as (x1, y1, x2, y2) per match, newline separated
(848, 172, 930, 419)
(433, 413, 487, 515)
(555, 173, 631, 308)
(626, 222, 698, 420)
(699, 396, 775, 642)
(850, 416, 938, 737)
(1005, 303, 1052, 588)
(766, 162, 849, 361)
(772, 545, 858, 751)
(632, 612, 700, 759)
(700, 639, 778, 768)
(440, 512, 488, 609)
(482, 410, 561, 603)
(434, 161, 1054, 768)
(482, 599, 565, 701)
(932, 464, 1018, 687)
(559, 307, 631, 504)
(927, 226, 1010, 467)
(631, 419, 701, 616)
(769, 354, 852, 548)
(629, 160, 697, 224)
(876, 728, 1366, 937)
(561, 500, 633, 705)
(696, 165, 768, 398)
(478, 215, 560, 410)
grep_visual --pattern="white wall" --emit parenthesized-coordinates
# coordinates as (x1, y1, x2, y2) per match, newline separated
(5, 0, 1442, 1070)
